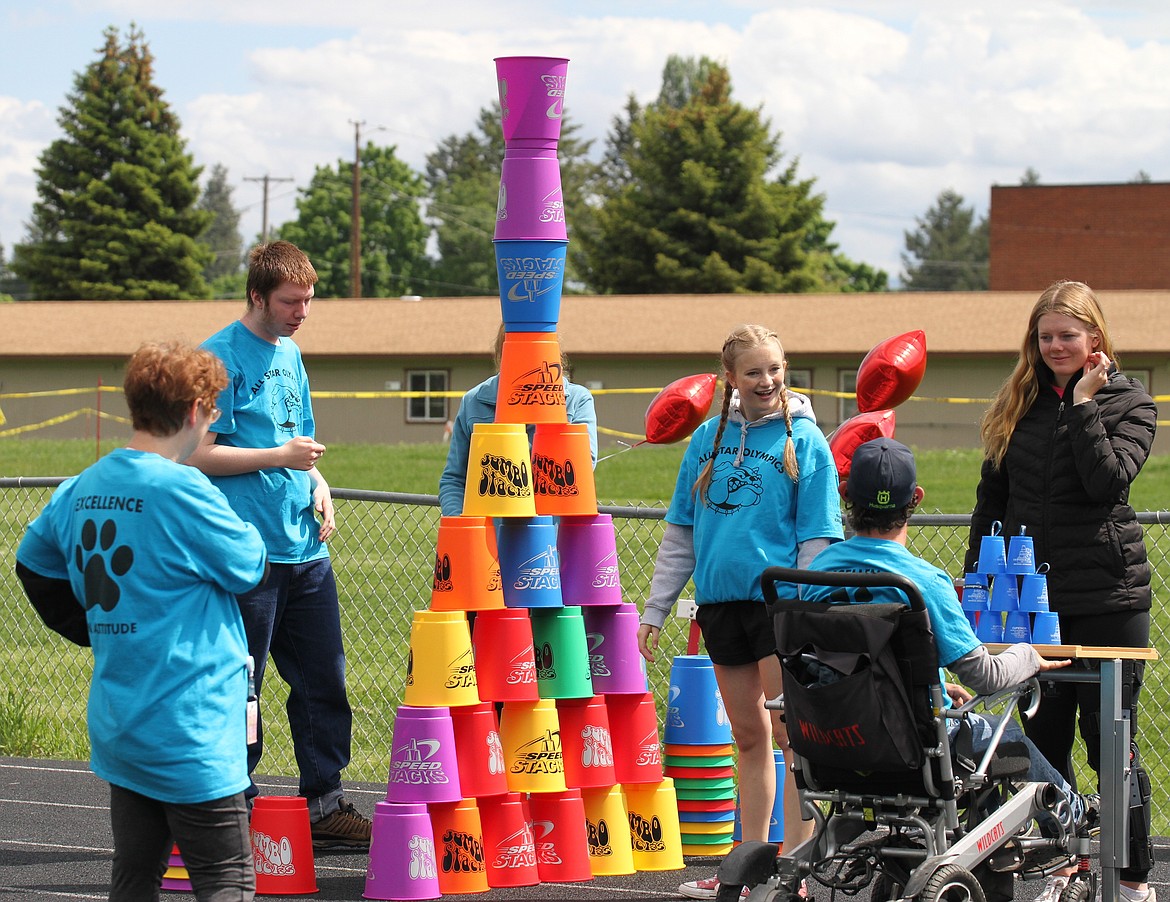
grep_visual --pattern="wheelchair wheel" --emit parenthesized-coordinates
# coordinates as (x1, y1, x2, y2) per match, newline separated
(920, 865, 987, 902)
(872, 872, 906, 902)
(1058, 875, 1097, 902)
(715, 882, 746, 902)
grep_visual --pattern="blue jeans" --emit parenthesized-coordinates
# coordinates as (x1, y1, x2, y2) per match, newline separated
(952, 712, 1084, 827)
(109, 783, 253, 902)
(238, 558, 351, 821)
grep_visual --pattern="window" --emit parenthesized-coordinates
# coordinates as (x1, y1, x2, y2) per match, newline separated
(407, 370, 448, 422)
(1129, 368, 1152, 395)
(787, 369, 812, 391)
(838, 370, 859, 423)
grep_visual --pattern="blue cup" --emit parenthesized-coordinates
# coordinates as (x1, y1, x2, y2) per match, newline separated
(1018, 568, 1051, 612)
(988, 574, 1020, 612)
(975, 611, 1004, 643)
(1004, 611, 1032, 644)
(1007, 530, 1036, 575)
(495, 239, 567, 332)
(960, 574, 990, 611)
(1032, 612, 1062, 645)
(663, 655, 733, 746)
(497, 516, 563, 608)
(977, 521, 1007, 575)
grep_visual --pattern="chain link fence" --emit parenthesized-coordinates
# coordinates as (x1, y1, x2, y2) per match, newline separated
(2, 480, 1166, 827)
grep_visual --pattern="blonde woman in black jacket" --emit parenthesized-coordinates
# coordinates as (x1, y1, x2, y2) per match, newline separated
(964, 280, 1157, 902)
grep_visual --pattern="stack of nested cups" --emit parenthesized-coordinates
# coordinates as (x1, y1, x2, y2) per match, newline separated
(662, 654, 737, 856)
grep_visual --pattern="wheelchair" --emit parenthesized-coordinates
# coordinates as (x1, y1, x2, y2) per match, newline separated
(715, 567, 1096, 902)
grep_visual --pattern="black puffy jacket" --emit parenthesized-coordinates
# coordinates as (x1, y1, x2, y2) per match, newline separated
(964, 366, 1157, 617)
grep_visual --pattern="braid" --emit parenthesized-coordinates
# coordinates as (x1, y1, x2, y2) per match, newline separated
(692, 379, 732, 502)
(779, 385, 799, 482)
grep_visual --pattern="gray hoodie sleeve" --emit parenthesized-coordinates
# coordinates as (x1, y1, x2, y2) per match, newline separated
(947, 643, 1043, 695)
(641, 523, 696, 630)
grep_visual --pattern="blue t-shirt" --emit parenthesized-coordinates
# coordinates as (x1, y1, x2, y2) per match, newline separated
(806, 537, 980, 688)
(16, 449, 267, 803)
(202, 320, 326, 563)
(667, 412, 843, 604)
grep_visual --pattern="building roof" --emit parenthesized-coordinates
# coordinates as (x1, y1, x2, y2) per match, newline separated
(3, 290, 1170, 358)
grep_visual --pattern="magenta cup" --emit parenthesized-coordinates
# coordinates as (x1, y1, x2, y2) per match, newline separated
(495, 148, 567, 241)
(664, 655, 733, 746)
(498, 516, 563, 608)
(386, 705, 462, 804)
(1032, 611, 1063, 645)
(495, 56, 569, 144)
(363, 800, 440, 901)
(582, 603, 648, 694)
(557, 514, 624, 606)
(495, 239, 567, 333)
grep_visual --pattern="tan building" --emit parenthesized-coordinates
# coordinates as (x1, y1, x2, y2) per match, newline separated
(1, 291, 1167, 452)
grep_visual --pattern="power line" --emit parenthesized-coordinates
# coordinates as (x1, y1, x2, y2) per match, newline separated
(243, 174, 294, 243)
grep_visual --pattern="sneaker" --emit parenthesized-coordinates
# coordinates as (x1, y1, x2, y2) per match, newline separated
(1120, 887, 1156, 902)
(678, 876, 749, 900)
(1036, 875, 1070, 902)
(310, 798, 371, 850)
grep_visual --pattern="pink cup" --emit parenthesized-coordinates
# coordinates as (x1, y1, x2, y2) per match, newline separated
(386, 705, 462, 804)
(495, 148, 567, 241)
(495, 56, 569, 144)
(363, 800, 440, 901)
(557, 514, 624, 606)
(582, 603, 649, 694)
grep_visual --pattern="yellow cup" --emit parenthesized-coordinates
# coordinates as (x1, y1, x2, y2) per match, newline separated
(403, 610, 480, 707)
(581, 785, 635, 876)
(623, 777, 685, 871)
(462, 423, 537, 518)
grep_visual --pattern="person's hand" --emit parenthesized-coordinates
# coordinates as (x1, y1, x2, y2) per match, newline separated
(945, 682, 973, 706)
(636, 623, 659, 663)
(312, 479, 336, 541)
(1036, 656, 1071, 672)
(1074, 351, 1110, 404)
(281, 436, 327, 470)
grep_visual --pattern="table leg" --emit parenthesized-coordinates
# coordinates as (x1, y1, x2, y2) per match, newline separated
(1099, 659, 1130, 902)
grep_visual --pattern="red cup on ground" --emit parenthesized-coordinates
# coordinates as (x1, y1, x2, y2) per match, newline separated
(528, 788, 594, 882)
(495, 56, 569, 144)
(605, 691, 663, 784)
(250, 795, 318, 896)
(478, 791, 540, 887)
(449, 701, 509, 798)
(556, 695, 616, 789)
(472, 608, 539, 702)
(363, 800, 439, 901)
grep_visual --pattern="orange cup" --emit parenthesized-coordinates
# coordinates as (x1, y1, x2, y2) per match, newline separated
(430, 516, 504, 612)
(495, 332, 568, 424)
(531, 423, 597, 516)
(429, 798, 490, 895)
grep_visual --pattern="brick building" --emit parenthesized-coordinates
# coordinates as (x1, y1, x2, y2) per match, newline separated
(989, 182, 1170, 290)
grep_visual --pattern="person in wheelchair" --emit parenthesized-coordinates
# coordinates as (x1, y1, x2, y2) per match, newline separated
(802, 438, 1097, 902)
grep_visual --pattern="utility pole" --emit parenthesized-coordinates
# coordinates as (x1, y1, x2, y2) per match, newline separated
(349, 120, 364, 298)
(244, 174, 293, 244)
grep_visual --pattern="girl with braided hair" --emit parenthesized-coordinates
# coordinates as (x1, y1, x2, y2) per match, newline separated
(638, 324, 843, 901)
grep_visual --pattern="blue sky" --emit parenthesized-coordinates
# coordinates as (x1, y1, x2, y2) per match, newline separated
(3, 1, 1170, 286)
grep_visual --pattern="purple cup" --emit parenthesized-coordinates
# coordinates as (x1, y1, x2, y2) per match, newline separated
(363, 800, 440, 901)
(385, 705, 462, 804)
(495, 56, 569, 144)
(495, 149, 567, 241)
(582, 603, 648, 694)
(557, 514, 624, 606)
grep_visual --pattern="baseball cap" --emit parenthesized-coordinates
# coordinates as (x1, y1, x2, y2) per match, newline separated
(846, 438, 916, 511)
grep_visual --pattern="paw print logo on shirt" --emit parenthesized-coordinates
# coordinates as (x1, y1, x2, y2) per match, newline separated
(74, 519, 133, 612)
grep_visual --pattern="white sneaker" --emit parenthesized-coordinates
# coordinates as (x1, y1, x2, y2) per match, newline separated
(1036, 875, 1070, 902)
(1120, 887, 1156, 902)
(678, 876, 749, 900)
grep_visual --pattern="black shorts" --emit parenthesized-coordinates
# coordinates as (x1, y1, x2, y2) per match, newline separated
(695, 600, 778, 666)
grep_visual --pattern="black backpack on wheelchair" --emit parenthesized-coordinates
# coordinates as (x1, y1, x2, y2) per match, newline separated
(715, 567, 1096, 902)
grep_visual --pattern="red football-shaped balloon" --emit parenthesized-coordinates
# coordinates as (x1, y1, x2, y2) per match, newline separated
(644, 373, 718, 445)
(828, 409, 897, 494)
(855, 330, 926, 413)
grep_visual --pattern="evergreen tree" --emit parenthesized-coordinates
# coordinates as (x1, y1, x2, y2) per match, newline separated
(11, 25, 212, 299)
(279, 142, 429, 298)
(581, 60, 878, 294)
(424, 105, 597, 296)
(198, 163, 244, 282)
(900, 189, 988, 291)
